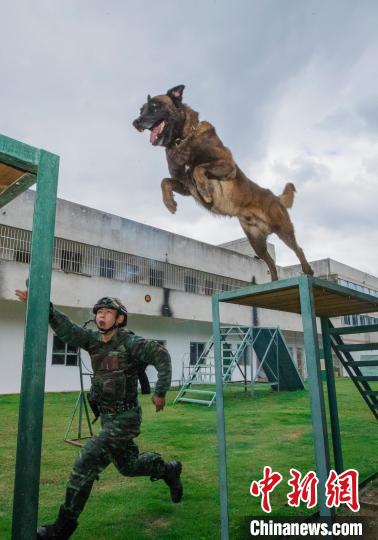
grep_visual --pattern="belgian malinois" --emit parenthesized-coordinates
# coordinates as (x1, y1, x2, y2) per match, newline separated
(133, 85, 313, 281)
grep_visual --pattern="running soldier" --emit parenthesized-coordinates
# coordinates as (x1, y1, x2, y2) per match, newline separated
(15, 291, 183, 540)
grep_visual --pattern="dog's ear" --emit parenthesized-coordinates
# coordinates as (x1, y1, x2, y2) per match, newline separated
(167, 85, 185, 105)
(147, 94, 151, 102)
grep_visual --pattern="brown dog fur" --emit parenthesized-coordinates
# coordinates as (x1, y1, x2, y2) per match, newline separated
(133, 85, 313, 281)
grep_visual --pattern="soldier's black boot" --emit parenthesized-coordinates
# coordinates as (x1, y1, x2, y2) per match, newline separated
(160, 461, 183, 503)
(36, 506, 78, 539)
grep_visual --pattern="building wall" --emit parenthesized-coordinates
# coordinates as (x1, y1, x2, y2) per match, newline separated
(0, 191, 270, 283)
(2, 192, 378, 394)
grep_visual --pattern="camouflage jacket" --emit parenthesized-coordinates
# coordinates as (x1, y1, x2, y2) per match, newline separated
(49, 305, 172, 405)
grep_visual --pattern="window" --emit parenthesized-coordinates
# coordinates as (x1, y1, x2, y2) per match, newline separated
(61, 250, 82, 273)
(338, 279, 378, 298)
(190, 342, 206, 365)
(52, 336, 79, 366)
(149, 268, 163, 287)
(204, 279, 214, 296)
(343, 314, 378, 326)
(184, 275, 197, 293)
(124, 263, 140, 283)
(14, 249, 31, 263)
(100, 257, 115, 278)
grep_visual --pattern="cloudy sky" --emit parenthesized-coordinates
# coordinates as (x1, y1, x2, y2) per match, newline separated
(2, 0, 378, 275)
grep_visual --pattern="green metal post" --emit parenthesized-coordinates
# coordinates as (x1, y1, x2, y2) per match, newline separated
(12, 150, 59, 540)
(321, 318, 343, 474)
(212, 294, 229, 540)
(250, 328, 255, 397)
(298, 277, 332, 518)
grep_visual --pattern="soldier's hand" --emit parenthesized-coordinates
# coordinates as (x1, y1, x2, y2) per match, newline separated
(15, 290, 28, 303)
(152, 394, 165, 412)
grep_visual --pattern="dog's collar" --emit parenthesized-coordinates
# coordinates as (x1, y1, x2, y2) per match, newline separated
(174, 123, 199, 148)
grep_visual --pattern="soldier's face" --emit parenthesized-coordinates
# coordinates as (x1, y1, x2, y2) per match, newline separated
(96, 308, 118, 330)
(96, 308, 125, 330)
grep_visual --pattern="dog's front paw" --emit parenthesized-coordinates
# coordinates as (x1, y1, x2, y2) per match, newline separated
(164, 197, 177, 214)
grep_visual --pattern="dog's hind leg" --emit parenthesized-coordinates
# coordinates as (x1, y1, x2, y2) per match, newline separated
(276, 227, 314, 276)
(239, 219, 279, 281)
(193, 160, 236, 204)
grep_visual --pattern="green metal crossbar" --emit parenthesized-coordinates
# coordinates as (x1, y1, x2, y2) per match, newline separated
(336, 343, 378, 352)
(330, 323, 378, 335)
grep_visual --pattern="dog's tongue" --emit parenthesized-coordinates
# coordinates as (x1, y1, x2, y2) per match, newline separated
(150, 124, 161, 145)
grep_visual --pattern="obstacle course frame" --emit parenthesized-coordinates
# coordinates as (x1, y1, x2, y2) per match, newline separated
(0, 134, 59, 540)
(212, 275, 378, 539)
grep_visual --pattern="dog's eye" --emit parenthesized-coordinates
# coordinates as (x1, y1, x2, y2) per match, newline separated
(150, 102, 159, 112)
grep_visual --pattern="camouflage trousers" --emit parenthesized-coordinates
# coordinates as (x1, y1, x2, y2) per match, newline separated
(62, 406, 166, 519)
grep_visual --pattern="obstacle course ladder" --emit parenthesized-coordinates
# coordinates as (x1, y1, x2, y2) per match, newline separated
(174, 325, 304, 406)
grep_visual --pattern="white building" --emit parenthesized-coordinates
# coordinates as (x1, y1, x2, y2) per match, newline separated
(1, 191, 377, 394)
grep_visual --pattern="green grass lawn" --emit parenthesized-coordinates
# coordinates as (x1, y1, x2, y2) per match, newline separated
(1, 379, 377, 539)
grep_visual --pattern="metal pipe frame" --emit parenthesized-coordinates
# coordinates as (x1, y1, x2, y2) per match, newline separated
(212, 275, 340, 539)
(0, 135, 60, 540)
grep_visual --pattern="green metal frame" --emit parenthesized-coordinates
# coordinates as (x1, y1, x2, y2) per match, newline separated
(64, 357, 94, 448)
(0, 134, 59, 540)
(212, 275, 378, 539)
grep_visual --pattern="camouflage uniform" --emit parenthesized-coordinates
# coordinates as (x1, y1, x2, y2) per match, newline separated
(49, 304, 172, 519)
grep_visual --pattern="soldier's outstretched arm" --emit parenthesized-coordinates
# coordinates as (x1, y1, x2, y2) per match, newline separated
(15, 289, 94, 350)
(49, 304, 94, 350)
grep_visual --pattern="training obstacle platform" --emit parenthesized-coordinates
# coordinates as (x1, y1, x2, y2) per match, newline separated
(174, 325, 303, 406)
(0, 134, 59, 540)
(212, 275, 378, 540)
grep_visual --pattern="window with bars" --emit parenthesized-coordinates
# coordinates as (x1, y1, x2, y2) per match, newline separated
(204, 279, 214, 296)
(61, 250, 82, 273)
(343, 314, 378, 326)
(124, 263, 140, 283)
(51, 336, 79, 366)
(100, 257, 115, 278)
(184, 275, 198, 293)
(149, 268, 164, 287)
(0, 224, 250, 295)
(14, 249, 31, 263)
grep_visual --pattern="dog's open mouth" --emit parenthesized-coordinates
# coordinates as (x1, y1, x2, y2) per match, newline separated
(149, 120, 166, 145)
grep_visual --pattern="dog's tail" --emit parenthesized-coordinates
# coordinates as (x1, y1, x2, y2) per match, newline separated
(279, 182, 296, 209)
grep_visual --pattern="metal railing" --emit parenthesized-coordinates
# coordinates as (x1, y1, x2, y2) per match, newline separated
(0, 224, 250, 296)
(337, 278, 378, 326)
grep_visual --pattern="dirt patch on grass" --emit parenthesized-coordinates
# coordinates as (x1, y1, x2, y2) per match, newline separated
(338, 481, 378, 539)
(150, 517, 171, 529)
(360, 484, 378, 510)
(282, 430, 304, 441)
